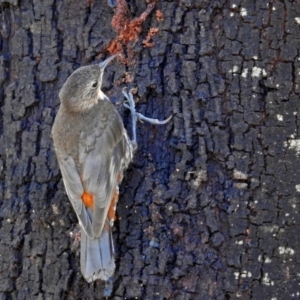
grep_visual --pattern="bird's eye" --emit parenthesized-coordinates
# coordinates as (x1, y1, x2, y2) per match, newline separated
(92, 81, 98, 88)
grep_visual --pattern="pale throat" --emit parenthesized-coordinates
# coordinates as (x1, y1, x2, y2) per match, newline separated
(98, 89, 109, 101)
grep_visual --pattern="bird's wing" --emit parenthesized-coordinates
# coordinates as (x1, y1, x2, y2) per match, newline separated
(57, 153, 94, 238)
(55, 107, 132, 239)
(79, 109, 132, 237)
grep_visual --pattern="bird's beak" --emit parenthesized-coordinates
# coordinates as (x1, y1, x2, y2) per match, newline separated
(99, 54, 118, 70)
(97, 54, 118, 101)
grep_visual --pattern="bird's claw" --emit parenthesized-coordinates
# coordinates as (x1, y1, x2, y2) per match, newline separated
(122, 88, 172, 145)
(136, 113, 172, 125)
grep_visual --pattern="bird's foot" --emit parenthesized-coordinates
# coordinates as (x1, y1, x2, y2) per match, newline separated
(122, 88, 172, 145)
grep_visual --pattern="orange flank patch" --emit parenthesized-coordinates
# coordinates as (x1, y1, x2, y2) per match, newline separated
(107, 190, 119, 221)
(117, 173, 122, 182)
(81, 191, 94, 209)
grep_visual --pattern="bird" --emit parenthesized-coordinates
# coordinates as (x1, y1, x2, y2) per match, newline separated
(51, 54, 171, 282)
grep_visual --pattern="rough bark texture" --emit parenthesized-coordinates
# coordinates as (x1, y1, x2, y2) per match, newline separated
(1, 0, 300, 299)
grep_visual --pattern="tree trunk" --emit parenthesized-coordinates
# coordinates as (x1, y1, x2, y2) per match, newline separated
(1, 0, 299, 299)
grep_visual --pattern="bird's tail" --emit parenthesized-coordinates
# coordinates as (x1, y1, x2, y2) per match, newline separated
(80, 222, 115, 282)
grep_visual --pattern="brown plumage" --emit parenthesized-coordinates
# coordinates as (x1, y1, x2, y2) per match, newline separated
(52, 56, 133, 282)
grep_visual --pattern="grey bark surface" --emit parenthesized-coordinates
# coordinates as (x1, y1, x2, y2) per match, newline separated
(1, 0, 300, 299)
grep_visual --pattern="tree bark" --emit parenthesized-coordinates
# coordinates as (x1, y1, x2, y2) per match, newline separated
(1, 0, 300, 299)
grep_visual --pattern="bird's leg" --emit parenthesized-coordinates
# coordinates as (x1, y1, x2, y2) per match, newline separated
(122, 88, 138, 144)
(122, 88, 172, 145)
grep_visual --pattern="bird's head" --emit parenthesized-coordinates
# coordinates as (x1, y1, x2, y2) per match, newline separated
(59, 55, 117, 113)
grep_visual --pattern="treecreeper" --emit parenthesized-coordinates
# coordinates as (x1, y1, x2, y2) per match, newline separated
(51, 55, 171, 282)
